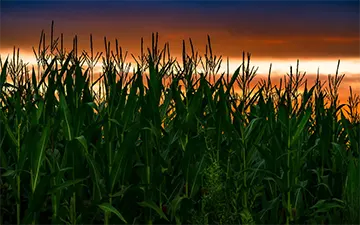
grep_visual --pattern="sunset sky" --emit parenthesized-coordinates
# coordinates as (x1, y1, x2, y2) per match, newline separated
(0, 0, 359, 97)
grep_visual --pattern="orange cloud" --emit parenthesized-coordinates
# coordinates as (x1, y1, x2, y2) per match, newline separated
(323, 37, 360, 43)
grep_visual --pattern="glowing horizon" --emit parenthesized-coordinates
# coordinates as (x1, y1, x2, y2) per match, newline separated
(1, 0, 358, 99)
(1, 49, 358, 77)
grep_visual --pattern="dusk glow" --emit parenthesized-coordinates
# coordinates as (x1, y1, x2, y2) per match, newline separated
(1, 0, 359, 93)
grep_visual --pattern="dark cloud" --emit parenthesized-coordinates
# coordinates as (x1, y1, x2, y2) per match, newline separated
(0, 0, 359, 59)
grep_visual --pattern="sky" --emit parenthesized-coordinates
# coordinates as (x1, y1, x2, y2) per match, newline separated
(0, 0, 359, 98)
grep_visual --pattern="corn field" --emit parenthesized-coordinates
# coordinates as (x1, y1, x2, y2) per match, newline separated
(0, 25, 359, 225)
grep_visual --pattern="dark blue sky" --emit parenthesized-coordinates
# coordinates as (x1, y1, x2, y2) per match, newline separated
(2, 0, 359, 10)
(0, 0, 359, 58)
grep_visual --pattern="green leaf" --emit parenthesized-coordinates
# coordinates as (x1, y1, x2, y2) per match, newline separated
(0, 110, 17, 148)
(291, 108, 311, 145)
(0, 58, 8, 94)
(138, 200, 169, 221)
(98, 203, 127, 224)
(310, 199, 344, 214)
(48, 177, 87, 194)
(75, 135, 88, 154)
(1, 169, 16, 177)
(31, 123, 51, 192)
(225, 66, 240, 96)
(59, 91, 73, 141)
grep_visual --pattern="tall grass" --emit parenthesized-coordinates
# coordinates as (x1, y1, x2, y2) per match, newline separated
(0, 23, 359, 225)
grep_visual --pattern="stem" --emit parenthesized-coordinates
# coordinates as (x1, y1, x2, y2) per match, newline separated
(144, 132, 152, 225)
(242, 126, 247, 209)
(104, 197, 112, 225)
(107, 121, 112, 223)
(72, 150, 77, 224)
(51, 177, 58, 222)
(287, 117, 292, 225)
(71, 193, 76, 224)
(16, 122, 21, 225)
